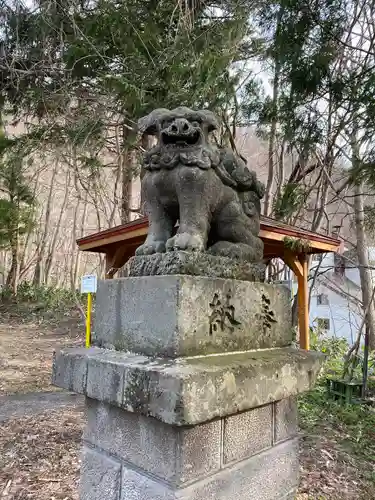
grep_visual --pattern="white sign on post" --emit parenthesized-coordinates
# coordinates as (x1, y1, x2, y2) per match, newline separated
(81, 274, 98, 294)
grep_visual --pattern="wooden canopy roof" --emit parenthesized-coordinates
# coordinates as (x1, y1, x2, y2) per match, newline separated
(77, 215, 341, 264)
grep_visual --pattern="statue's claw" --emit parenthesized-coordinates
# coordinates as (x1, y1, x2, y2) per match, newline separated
(135, 241, 166, 256)
(166, 233, 205, 252)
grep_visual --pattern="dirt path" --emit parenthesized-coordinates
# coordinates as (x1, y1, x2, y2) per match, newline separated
(0, 391, 84, 422)
(0, 314, 85, 498)
(0, 317, 83, 395)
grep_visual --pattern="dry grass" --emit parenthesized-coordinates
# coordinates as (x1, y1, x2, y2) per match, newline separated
(298, 389, 375, 500)
(0, 408, 83, 499)
(299, 432, 375, 499)
(0, 406, 373, 500)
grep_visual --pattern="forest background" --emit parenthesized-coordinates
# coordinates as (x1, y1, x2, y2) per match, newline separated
(2, 0, 375, 342)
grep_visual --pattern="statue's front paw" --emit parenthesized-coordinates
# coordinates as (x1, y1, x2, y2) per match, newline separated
(135, 240, 166, 256)
(166, 233, 205, 252)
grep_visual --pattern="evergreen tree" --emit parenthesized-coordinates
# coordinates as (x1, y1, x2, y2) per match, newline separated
(1, 0, 254, 220)
(0, 146, 35, 293)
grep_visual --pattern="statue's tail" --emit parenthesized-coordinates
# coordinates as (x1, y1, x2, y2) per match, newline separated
(214, 148, 265, 219)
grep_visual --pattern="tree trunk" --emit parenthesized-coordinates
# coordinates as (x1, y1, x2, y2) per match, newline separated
(44, 169, 70, 283)
(6, 227, 19, 294)
(263, 11, 282, 216)
(69, 196, 80, 290)
(70, 191, 88, 290)
(139, 134, 152, 216)
(0, 250, 7, 285)
(275, 138, 285, 201)
(120, 126, 136, 224)
(263, 68, 279, 216)
(354, 181, 375, 349)
(109, 163, 122, 226)
(33, 162, 57, 285)
(19, 170, 41, 278)
(311, 173, 330, 232)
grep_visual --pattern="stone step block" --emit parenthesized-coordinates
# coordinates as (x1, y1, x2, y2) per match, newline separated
(52, 346, 323, 426)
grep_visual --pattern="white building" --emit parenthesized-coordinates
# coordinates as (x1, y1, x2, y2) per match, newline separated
(296, 250, 375, 345)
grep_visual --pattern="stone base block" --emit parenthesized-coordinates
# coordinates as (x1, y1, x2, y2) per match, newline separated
(119, 440, 298, 499)
(80, 399, 298, 500)
(52, 346, 323, 426)
(80, 447, 121, 500)
(93, 275, 292, 357)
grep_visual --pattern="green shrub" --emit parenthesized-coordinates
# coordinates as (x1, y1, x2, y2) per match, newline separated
(299, 325, 375, 463)
(310, 327, 349, 379)
(0, 281, 88, 318)
(15, 281, 80, 309)
(299, 386, 375, 461)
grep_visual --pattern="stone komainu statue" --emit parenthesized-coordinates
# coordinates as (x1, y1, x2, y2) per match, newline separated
(136, 107, 265, 262)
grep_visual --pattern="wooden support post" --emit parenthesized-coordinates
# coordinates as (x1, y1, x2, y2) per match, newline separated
(282, 250, 310, 350)
(105, 251, 116, 279)
(105, 245, 137, 279)
(297, 256, 309, 350)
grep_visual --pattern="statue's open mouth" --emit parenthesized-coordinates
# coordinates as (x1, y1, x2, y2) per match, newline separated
(161, 129, 201, 148)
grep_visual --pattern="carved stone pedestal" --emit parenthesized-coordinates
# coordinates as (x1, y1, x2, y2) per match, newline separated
(52, 272, 323, 500)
